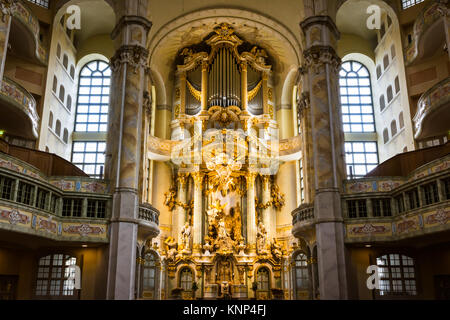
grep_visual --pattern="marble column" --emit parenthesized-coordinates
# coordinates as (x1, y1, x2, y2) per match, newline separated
(192, 171, 203, 254)
(176, 173, 188, 244)
(261, 175, 273, 239)
(0, 0, 15, 86)
(299, 14, 348, 299)
(246, 172, 257, 253)
(105, 0, 153, 300)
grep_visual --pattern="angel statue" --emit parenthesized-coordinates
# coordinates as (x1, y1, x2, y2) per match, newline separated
(256, 221, 269, 255)
(271, 238, 283, 261)
(163, 186, 177, 211)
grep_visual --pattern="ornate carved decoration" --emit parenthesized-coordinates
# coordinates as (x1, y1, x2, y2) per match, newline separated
(303, 45, 341, 74)
(297, 91, 310, 119)
(111, 45, 149, 73)
(0, 0, 17, 22)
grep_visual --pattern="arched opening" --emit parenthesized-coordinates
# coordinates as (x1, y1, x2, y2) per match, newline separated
(256, 267, 270, 299)
(383, 128, 389, 144)
(179, 267, 194, 293)
(391, 120, 398, 137)
(63, 129, 69, 143)
(140, 251, 160, 299)
(48, 111, 53, 129)
(380, 95, 386, 112)
(55, 120, 61, 136)
(52, 76, 57, 93)
(56, 43, 61, 59)
(399, 112, 404, 129)
(387, 85, 393, 103)
(63, 54, 69, 70)
(59, 85, 65, 103)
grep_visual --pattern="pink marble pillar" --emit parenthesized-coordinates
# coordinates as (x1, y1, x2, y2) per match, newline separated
(105, 0, 154, 300)
(299, 14, 348, 299)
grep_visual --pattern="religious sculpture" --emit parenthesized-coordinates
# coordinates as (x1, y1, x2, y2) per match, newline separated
(164, 237, 178, 261)
(163, 186, 177, 211)
(271, 238, 283, 261)
(180, 222, 192, 253)
(257, 221, 269, 255)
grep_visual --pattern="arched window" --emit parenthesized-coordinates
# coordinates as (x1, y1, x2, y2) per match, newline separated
(59, 85, 65, 102)
(56, 44, 61, 59)
(63, 129, 69, 143)
(256, 267, 270, 292)
(66, 95, 72, 111)
(339, 61, 375, 133)
(391, 120, 398, 136)
(48, 111, 53, 128)
(179, 267, 193, 291)
(142, 252, 158, 294)
(383, 54, 389, 70)
(72, 60, 110, 179)
(45, 146, 49, 152)
(387, 85, 393, 103)
(380, 95, 386, 112)
(383, 128, 389, 144)
(394, 76, 400, 94)
(55, 120, 61, 136)
(52, 76, 57, 93)
(391, 45, 396, 59)
(376, 254, 417, 296)
(399, 112, 404, 129)
(70, 65, 75, 79)
(75, 60, 111, 132)
(63, 54, 69, 69)
(376, 65, 382, 79)
(294, 253, 309, 290)
(35, 254, 77, 297)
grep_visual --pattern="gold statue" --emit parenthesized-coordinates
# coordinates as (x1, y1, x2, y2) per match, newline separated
(163, 186, 177, 211)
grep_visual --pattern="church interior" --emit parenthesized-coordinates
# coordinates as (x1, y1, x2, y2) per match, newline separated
(0, 0, 449, 300)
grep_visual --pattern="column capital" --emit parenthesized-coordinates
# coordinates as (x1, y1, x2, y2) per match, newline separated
(303, 45, 341, 74)
(178, 173, 189, 187)
(297, 91, 310, 119)
(110, 45, 149, 73)
(0, 0, 17, 20)
(192, 171, 204, 187)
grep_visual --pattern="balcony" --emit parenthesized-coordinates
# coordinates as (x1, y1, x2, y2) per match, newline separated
(343, 154, 450, 244)
(413, 77, 450, 140)
(137, 203, 160, 241)
(0, 77, 40, 140)
(9, 0, 48, 65)
(0, 150, 111, 243)
(405, 2, 448, 66)
(291, 203, 315, 239)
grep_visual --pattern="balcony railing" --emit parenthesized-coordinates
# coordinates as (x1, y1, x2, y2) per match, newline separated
(12, 0, 48, 64)
(138, 203, 160, 226)
(0, 152, 111, 242)
(413, 77, 450, 139)
(0, 76, 39, 138)
(292, 204, 314, 225)
(405, 1, 448, 65)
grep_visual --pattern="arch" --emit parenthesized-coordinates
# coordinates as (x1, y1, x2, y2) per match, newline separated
(387, 85, 393, 103)
(45, 146, 49, 152)
(339, 60, 375, 133)
(293, 251, 310, 295)
(383, 54, 389, 70)
(140, 250, 160, 299)
(63, 128, 69, 143)
(70, 65, 75, 79)
(394, 76, 400, 94)
(75, 60, 111, 133)
(383, 128, 389, 143)
(399, 111, 404, 129)
(63, 54, 69, 69)
(256, 266, 271, 298)
(179, 266, 194, 291)
(67, 95, 72, 111)
(391, 44, 396, 59)
(56, 43, 61, 59)
(48, 111, 53, 128)
(379, 95, 386, 111)
(59, 85, 65, 102)
(376, 65, 382, 79)
(55, 120, 61, 136)
(52, 76, 57, 93)
(391, 120, 397, 137)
